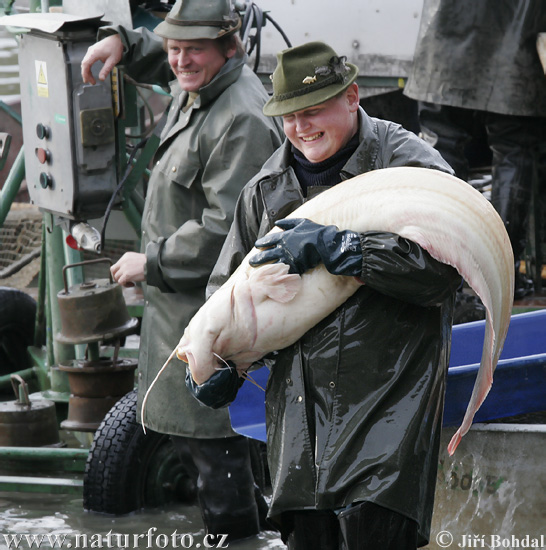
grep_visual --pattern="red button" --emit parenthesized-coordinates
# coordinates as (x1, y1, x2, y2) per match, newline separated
(35, 147, 50, 164)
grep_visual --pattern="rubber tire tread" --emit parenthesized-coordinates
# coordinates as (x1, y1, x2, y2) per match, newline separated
(0, 286, 37, 376)
(83, 389, 167, 514)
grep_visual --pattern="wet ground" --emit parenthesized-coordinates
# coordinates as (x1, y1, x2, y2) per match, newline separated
(0, 491, 285, 549)
(0, 398, 284, 550)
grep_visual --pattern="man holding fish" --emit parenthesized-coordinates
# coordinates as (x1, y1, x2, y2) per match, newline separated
(80, 0, 283, 542)
(196, 42, 464, 549)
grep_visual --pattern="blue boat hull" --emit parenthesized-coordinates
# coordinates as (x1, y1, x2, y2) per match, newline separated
(229, 309, 546, 442)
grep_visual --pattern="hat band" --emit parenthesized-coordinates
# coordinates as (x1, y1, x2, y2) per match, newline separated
(273, 73, 345, 102)
(165, 15, 237, 28)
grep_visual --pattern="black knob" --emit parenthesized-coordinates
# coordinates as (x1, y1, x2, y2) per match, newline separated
(39, 172, 53, 189)
(36, 123, 50, 140)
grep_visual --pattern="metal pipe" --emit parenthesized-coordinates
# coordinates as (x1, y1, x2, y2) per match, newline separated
(0, 147, 24, 227)
(0, 100, 22, 125)
(45, 215, 76, 370)
(0, 446, 88, 461)
(87, 342, 101, 362)
(0, 475, 84, 494)
(45, 249, 55, 370)
(62, 236, 86, 360)
(0, 368, 37, 391)
(34, 223, 47, 349)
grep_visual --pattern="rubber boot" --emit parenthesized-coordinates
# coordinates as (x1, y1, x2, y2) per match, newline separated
(181, 435, 261, 542)
(337, 501, 418, 550)
(281, 510, 340, 550)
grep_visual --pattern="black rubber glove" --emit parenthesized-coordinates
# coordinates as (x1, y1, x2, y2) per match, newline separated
(185, 361, 244, 409)
(249, 218, 363, 276)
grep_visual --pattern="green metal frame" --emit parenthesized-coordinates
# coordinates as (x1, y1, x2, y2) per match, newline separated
(0, 447, 87, 493)
(0, 64, 160, 492)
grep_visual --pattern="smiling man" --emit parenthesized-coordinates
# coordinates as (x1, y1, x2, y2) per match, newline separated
(166, 39, 231, 93)
(204, 42, 462, 550)
(280, 87, 359, 165)
(80, 0, 283, 542)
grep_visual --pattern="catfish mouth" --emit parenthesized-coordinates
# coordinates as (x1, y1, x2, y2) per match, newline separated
(176, 347, 189, 363)
(176, 347, 223, 369)
(177, 348, 199, 382)
(176, 347, 225, 385)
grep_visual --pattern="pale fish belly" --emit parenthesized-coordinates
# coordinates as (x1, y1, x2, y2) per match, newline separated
(175, 166, 514, 454)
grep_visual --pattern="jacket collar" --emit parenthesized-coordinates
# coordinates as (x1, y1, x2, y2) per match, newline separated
(341, 107, 379, 178)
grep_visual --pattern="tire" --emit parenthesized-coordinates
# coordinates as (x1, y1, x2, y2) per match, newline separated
(83, 389, 197, 514)
(0, 287, 38, 377)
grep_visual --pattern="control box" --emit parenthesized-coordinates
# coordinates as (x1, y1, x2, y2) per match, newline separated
(18, 23, 117, 220)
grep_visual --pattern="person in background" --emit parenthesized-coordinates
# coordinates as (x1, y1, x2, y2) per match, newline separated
(404, 0, 546, 299)
(81, 0, 283, 541)
(198, 41, 462, 549)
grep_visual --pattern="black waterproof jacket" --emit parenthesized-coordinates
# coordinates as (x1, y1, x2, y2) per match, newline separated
(404, 0, 546, 116)
(209, 109, 462, 545)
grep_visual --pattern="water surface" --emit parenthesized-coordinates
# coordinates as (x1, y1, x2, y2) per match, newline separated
(0, 491, 285, 549)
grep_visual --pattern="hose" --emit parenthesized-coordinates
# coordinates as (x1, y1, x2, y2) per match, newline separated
(238, 1, 292, 72)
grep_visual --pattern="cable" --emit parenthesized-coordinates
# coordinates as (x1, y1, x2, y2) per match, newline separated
(264, 12, 292, 48)
(250, 3, 264, 73)
(238, 1, 292, 72)
(100, 138, 149, 251)
(240, 1, 255, 48)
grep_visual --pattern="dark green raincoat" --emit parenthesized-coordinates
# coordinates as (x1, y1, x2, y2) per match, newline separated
(111, 27, 283, 437)
(209, 108, 462, 544)
(404, 0, 546, 116)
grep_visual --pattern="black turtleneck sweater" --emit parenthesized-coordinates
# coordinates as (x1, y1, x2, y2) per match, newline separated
(291, 132, 360, 196)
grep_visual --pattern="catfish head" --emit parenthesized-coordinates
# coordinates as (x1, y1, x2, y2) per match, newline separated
(176, 260, 301, 385)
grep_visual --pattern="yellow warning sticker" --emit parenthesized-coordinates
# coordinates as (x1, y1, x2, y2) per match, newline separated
(35, 61, 49, 98)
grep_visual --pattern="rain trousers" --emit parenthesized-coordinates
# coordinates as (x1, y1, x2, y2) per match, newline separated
(208, 108, 462, 545)
(109, 27, 283, 437)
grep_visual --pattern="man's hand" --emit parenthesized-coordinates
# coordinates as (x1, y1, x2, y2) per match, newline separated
(111, 252, 146, 287)
(81, 34, 124, 85)
(249, 218, 363, 277)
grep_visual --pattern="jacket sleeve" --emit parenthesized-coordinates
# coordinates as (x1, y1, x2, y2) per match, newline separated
(359, 231, 462, 306)
(146, 112, 281, 293)
(97, 25, 174, 87)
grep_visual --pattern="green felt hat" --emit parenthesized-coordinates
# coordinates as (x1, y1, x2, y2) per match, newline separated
(263, 41, 358, 117)
(154, 0, 241, 41)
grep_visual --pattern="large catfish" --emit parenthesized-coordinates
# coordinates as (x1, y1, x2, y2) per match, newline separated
(170, 167, 514, 454)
